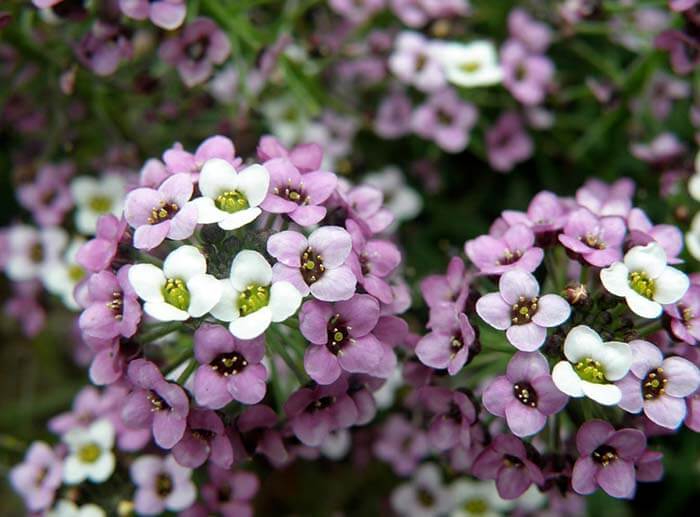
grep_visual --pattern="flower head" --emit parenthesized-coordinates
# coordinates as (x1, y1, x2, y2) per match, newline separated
(552, 325, 632, 406)
(465, 224, 543, 275)
(9, 442, 63, 513)
(600, 242, 689, 318)
(63, 419, 115, 484)
(119, 0, 186, 30)
(130, 455, 196, 515)
(434, 40, 503, 88)
(411, 88, 478, 153)
(558, 208, 626, 267)
(70, 174, 126, 236)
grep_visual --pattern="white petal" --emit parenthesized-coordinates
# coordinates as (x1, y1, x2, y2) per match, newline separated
(70, 176, 99, 204)
(218, 207, 261, 230)
(581, 381, 621, 406)
(269, 281, 302, 322)
(229, 307, 272, 339)
(654, 266, 689, 304)
(165, 480, 196, 511)
(199, 158, 239, 199)
(187, 274, 222, 317)
(625, 291, 662, 319)
(191, 197, 225, 224)
(86, 452, 114, 483)
(686, 230, 700, 261)
(128, 264, 166, 302)
(592, 341, 632, 381)
(229, 250, 272, 291)
(144, 301, 190, 321)
(624, 243, 667, 278)
(163, 245, 207, 281)
(63, 455, 87, 484)
(689, 172, 700, 202)
(210, 280, 238, 321)
(563, 325, 602, 363)
(600, 262, 630, 297)
(89, 419, 115, 449)
(75, 209, 101, 235)
(236, 164, 270, 207)
(552, 361, 584, 397)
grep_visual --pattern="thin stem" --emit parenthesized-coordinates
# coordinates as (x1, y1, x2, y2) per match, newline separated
(138, 322, 182, 344)
(638, 320, 663, 337)
(176, 358, 198, 385)
(267, 329, 307, 385)
(164, 348, 194, 375)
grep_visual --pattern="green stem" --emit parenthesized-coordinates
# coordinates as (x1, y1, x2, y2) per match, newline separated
(164, 348, 194, 375)
(638, 320, 663, 337)
(176, 358, 198, 385)
(267, 329, 307, 385)
(138, 322, 182, 344)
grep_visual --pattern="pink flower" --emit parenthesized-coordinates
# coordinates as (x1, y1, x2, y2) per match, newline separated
(172, 408, 233, 469)
(465, 224, 544, 275)
(411, 88, 478, 153)
(119, 0, 186, 30)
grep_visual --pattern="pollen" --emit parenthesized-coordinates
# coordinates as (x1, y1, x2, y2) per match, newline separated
(629, 271, 656, 300)
(575, 357, 606, 384)
(162, 278, 190, 311)
(215, 190, 249, 213)
(237, 284, 270, 316)
(511, 296, 539, 325)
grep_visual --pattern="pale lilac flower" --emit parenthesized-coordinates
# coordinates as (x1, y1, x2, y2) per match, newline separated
(257, 135, 323, 173)
(420, 256, 468, 311)
(391, 463, 453, 517)
(476, 269, 570, 351)
(259, 158, 337, 226)
(75, 21, 133, 76)
(655, 29, 700, 76)
(419, 386, 477, 451)
(483, 352, 568, 437)
(558, 208, 626, 267)
(450, 480, 514, 517)
(76, 215, 128, 273)
(415, 312, 476, 374)
(172, 408, 233, 469)
(630, 133, 685, 168)
(124, 173, 198, 250)
(299, 295, 384, 384)
(472, 434, 544, 499)
(9, 442, 63, 513)
(571, 420, 646, 499)
(330, 0, 384, 24)
(601, 243, 689, 319)
(159, 18, 231, 87)
(501, 191, 568, 243)
(465, 224, 543, 275)
(4, 280, 46, 338)
(79, 266, 141, 342)
(626, 208, 683, 264)
(373, 414, 429, 475)
(576, 177, 634, 217)
(508, 8, 551, 53)
(130, 455, 196, 515)
(5, 225, 67, 282)
(332, 182, 395, 235)
(122, 359, 189, 449)
(411, 88, 478, 153)
(268, 226, 356, 301)
(192, 324, 267, 408)
(485, 111, 533, 172)
(665, 286, 700, 345)
(374, 90, 413, 139)
(119, 0, 186, 30)
(283, 377, 358, 447)
(200, 465, 259, 517)
(364, 166, 422, 229)
(617, 340, 700, 429)
(644, 72, 690, 120)
(163, 135, 239, 182)
(501, 40, 553, 106)
(17, 163, 74, 226)
(389, 32, 446, 93)
(346, 220, 401, 304)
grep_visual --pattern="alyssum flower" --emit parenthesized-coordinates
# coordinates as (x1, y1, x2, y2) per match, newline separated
(62, 419, 116, 485)
(552, 325, 632, 406)
(601, 242, 689, 319)
(128, 245, 221, 321)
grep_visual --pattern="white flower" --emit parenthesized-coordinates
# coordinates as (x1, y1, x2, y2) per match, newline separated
(365, 166, 422, 230)
(433, 40, 503, 88)
(70, 174, 126, 235)
(5, 225, 67, 282)
(261, 95, 311, 146)
(128, 245, 222, 321)
(42, 237, 86, 310)
(389, 31, 446, 93)
(689, 151, 700, 201)
(320, 429, 351, 460)
(211, 249, 302, 339)
(686, 212, 700, 261)
(391, 463, 453, 517)
(191, 158, 269, 231)
(48, 500, 106, 517)
(63, 419, 115, 485)
(552, 325, 632, 406)
(450, 480, 513, 517)
(600, 242, 689, 318)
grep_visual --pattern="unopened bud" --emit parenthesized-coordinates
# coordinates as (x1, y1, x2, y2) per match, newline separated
(564, 284, 589, 306)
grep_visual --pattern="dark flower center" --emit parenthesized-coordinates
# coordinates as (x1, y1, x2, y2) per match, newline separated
(498, 248, 522, 265)
(682, 306, 694, 324)
(156, 473, 173, 497)
(415, 53, 427, 72)
(503, 454, 524, 468)
(417, 487, 435, 507)
(148, 201, 179, 224)
(360, 253, 371, 276)
(300, 247, 325, 285)
(437, 109, 453, 125)
(326, 314, 351, 356)
(463, 498, 488, 514)
(106, 290, 124, 320)
(510, 296, 539, 325)
(581, 232, 606, 250)
(309, 395, 336, 412)
(450, 335, 464, 354)
(217, 485, 232, 502)
(642, 367, 667, 400)
(192, 428, 216, 442)
(211, 351, 248, 376)
(513, 382, 538, 408)
(592, 445, 618, 466)
(186, 38, 208, 61)
(147, 391, 170, 412)
(30, 242, 44, 263)
(273, 182, 310, 205)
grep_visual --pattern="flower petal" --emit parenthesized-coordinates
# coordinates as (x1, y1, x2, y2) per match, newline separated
(552, 361, 584, 397)
(654, 266, 689, 305)
(269, 281, 302, 322)
(230, 250, 272, 291)
(531, 294, 570, 327)
(128, 264, 166, 302)
(163, 245, 207, 281)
